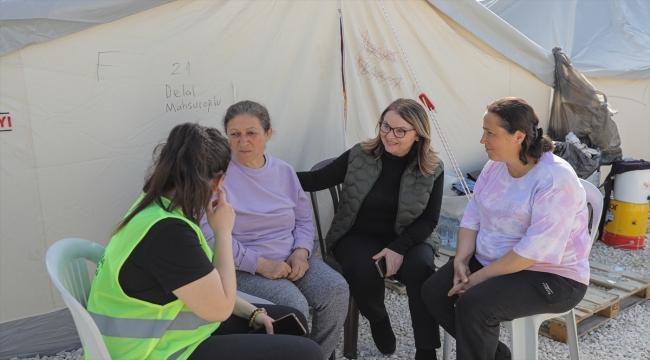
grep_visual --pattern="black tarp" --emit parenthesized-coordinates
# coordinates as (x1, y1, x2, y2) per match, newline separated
(548, 48, 623, 166)
(553, 141, 601, 179)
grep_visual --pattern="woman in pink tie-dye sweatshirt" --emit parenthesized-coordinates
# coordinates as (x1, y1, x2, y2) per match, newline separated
(422, 98, 591, 360)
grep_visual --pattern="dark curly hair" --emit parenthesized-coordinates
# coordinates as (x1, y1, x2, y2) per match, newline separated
(487, 97, 554, 165)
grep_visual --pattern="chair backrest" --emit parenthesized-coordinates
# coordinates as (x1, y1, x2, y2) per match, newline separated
(579, 179, 604, 245)
(308, 158, 340, 259)
(46, 238, 112, 360)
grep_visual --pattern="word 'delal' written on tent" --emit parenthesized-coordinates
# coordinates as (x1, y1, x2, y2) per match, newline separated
(1, 0, 648, 358)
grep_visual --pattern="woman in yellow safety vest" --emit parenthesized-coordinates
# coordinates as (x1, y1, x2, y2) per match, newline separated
(87, 123, 323, 360)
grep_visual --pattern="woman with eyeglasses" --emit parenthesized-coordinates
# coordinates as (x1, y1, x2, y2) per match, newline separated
(297, 98, 445, 360)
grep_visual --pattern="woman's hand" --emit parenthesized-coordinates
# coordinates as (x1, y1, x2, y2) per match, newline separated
(206, 187, 235, 235)
(256, 257, 292, 279)
(372, 248, 404, 277)
(252, 313, 275, 334)
(448, 274, 478, 297)
(449, 259, 472, 296)
(286, 248, 310, 282)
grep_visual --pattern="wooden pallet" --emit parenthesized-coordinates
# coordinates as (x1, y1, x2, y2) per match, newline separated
(434, 249, 650, 343)
(541, 262, 650, 343)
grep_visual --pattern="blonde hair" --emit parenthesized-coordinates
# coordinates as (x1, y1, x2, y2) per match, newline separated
(361, 98, 438, 175)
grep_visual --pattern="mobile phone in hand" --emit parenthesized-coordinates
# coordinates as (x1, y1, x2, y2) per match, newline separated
(249, 313, 307, 336)
(375, 257, 387, 278)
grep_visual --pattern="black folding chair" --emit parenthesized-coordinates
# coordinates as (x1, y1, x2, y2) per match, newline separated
(309, 158, 360, 360)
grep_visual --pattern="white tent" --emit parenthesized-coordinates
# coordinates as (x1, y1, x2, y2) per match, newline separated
(0, 0, 645, 358)
(480, 0, 650, 162)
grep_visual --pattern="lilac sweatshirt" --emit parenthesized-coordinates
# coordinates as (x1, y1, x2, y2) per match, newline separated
(199, 154, 314, 274)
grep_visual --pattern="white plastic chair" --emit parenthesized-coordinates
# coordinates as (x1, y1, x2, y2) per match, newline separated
(46, 238, 112, 360)
(442, 179, 603, 360)
(46, 238, 277, 360)
(503, 179, 603, 360)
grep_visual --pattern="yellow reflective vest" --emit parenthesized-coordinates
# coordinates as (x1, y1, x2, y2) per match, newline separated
(87, 195, 219, 360)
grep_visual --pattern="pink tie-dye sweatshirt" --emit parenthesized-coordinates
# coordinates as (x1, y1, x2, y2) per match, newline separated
(460, 152, 591, 285)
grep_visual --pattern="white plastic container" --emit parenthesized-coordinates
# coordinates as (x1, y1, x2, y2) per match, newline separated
(614, 169, 650, 204)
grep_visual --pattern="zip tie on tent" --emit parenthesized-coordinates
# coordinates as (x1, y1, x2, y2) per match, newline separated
(378, 0, 472, 200)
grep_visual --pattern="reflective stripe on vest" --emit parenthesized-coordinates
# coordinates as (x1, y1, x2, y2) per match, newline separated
(169, 347, 188, 360)
(90, 311, 213, 338)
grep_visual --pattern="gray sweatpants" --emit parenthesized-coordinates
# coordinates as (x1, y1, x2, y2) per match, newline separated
(236, 257, 349, 358)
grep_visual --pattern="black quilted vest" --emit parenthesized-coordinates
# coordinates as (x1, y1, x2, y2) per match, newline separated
(324, 143, 444, 255)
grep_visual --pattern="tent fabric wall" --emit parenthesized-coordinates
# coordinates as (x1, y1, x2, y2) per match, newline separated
(0, 0, 174, 57)
(478, 0, 650, 161)
(588, 77, 650, 160)
(0, 1, 343, 356)
(483, 0, 650, 80)
(341, 0, 551, 175)
(428, 0, 555, 86)
(5, 0, 645, 357)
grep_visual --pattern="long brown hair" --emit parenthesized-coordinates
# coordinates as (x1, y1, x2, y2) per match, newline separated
(114, 123, 231, 234)
(487, 97, 554, 165)
(361, 98, 438, 175)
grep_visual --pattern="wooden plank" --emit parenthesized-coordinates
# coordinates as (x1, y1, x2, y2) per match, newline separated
(549, 322, 568, 343)
(635, 287, 650, 299)
(543, 292, 649, 343)
(573, 302, 595, 315)
(584, 287, 619, 302)
(589, 274, 640, 292)
(589, 262, 650, 283)
(596, 301, 620, 318)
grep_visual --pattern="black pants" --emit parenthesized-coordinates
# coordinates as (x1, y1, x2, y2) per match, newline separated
(334, 232, 441, 350)
(422, 256, 588, 360)
(189, 304, 324, 360)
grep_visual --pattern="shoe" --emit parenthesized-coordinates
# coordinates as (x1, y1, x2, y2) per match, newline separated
(415, 348, 438, 360)
(369, 315, 396, 355)
(495, 341, 512, 360)
(384, 276, 407, 295)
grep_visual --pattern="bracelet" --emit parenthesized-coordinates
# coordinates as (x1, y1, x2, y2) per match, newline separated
(248, 308, 267, 327)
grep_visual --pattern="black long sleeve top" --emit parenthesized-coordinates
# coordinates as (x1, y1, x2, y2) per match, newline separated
(297, 149, 444, 255)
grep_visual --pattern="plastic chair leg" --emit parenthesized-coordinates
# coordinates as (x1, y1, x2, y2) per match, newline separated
(506, 317, 542, 360)
(442, 329, 451, 360)
(343, 296, 359, 359)
(565, 310, 581, 360)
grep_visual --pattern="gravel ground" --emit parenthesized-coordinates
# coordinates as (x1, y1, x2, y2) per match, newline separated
(14, 223, 650, 360)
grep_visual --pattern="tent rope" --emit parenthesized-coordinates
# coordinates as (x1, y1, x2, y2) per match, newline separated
(377, 0, 472, 200)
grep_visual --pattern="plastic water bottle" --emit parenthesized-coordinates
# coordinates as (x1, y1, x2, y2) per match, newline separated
(438, 216, 451, 249)
(449, 218, 460, 250)
(566, 131, 580, 145)
(606, 266, 624, 284)
(439, 220, 449, 247)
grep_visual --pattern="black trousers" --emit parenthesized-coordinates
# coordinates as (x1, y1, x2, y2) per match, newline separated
(189, 304, 324, 360)
(422, 256, 588, 360)
(334, 232, 441, 350)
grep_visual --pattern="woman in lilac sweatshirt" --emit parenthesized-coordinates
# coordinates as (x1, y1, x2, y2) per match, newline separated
(200, 101, 349, 358)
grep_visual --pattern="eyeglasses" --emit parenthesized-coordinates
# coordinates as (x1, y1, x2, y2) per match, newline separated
(379, 121, 415, 139)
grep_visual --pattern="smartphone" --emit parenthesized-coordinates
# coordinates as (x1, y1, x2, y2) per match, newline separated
(375, 257, 387, 278)
(249, 313, 307, 336)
